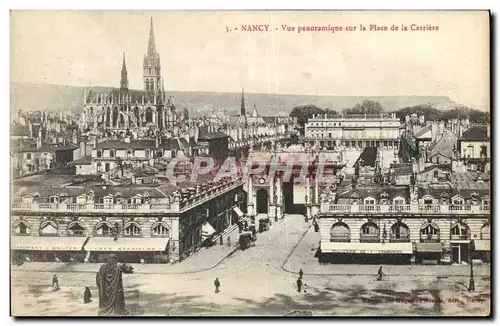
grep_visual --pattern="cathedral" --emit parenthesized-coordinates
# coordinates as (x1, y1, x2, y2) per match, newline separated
(80, 18, 177, 136)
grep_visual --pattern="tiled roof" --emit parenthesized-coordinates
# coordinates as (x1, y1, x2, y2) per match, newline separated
(95, 139, 157, 150)
(11, 125, 29, 137)
(69, 156, 92, 165)
(460, 125, 489, 141)
(355, 147, 378, 167)
(198, 131, 230, 140)
(337, 186, 410, 201)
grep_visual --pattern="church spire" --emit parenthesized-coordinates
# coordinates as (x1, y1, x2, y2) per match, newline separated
(240, 88, 246, 116)
(147, 17, 156, 58)
(120, 52, 128, 91)
(240, 88, 248, 126)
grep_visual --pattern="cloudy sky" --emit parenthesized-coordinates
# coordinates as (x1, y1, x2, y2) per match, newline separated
(11, 11, 489, 110)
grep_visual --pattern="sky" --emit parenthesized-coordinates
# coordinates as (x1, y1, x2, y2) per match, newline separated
(10, 10, 490, 110)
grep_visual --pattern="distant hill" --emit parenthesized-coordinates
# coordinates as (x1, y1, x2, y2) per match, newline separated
(10, 82, 463, 118)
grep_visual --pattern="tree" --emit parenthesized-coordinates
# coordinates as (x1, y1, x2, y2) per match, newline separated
(289, 105, 325, 125)
(343, 99, 384, 114)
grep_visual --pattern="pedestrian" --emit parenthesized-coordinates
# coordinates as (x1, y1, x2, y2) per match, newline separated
(296, 277, 303, 293)
(299, 269, 303, 279)
(227, 236, 231, 247)
(214, 278, 221, 293)
(83, 287, 92, 303)
(52, 274, 60, 292)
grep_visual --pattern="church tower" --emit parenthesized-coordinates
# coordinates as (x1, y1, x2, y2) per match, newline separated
(120, 52, 128, 91)
(240, 88, 248, 126)
(143, 17, 162, 99)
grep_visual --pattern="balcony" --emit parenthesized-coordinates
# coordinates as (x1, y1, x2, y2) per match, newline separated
(360, 235, 380, 243)
(420, 234, 440, 243)
(450, 234, 471, 240)
(389, 235, 411, 243)
(322, 204, 489, 215)
(329, 235, 351, 243)
(11, 180, 244, 215)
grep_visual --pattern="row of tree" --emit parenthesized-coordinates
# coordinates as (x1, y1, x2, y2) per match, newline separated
(290, 100, 489, 127)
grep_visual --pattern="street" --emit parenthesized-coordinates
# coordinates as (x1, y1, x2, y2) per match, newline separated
(11, 214, 490, 316)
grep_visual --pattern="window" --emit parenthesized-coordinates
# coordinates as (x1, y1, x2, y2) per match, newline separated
(95, 223, 112, 236)
(68, 222, 86, 236)
(109, 150, 114, 158)
(481, 223, 490, 240)
(97, 150, 102, 158)
(124, 223, 141, 236)
(14, 221, 30, 235)
(452, 198, 464, 205)
(105, 163, 110, 172)
(423, 197, 433, 205)
(421, 224, 439, 236)
(391, 222, 410, 240)
(40, 221, 58, 235)
(330, 222, 350, 242)
(361, 222, 379, 235)
(145, 150, 150, 159)
(97, 162, 102, 172)
(451, 223, 469, 238)
(152, 222, 169, 236)
(127, 150, 134, 157)
(26, 153, 32, 160)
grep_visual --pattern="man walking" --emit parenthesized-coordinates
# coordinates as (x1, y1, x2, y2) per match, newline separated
(214, 278, 221, 293)
(299, 269, 304, 279)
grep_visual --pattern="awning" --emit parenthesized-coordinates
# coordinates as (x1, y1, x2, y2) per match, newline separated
(415, 242, 443, 253)
(84, 237, 169, 252)
(321, 242, 413, 254)
(233, 206, 244, 217)
(11, 236, 89, 251)
(474, 240, 490, 251)
(201, 222, 216, 240)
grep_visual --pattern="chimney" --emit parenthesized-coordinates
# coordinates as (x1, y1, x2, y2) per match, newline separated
(419, 115, 425, 125)
(80, 141, 86, 157)
(36, 129, 42, 149)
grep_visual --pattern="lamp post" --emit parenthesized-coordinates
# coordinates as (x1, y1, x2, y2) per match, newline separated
(274, 194, 278, 222)
(469, 241, 475, 291)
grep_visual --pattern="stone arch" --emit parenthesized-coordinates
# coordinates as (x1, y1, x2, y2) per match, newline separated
(39, 220, 58, 235)
(480, 222, 490, 240)
(390, 221, 410, 242)
(12, 220, 30, 235)
(94, 221, 114, 236)
(360, 221, 380, 242)
(124, 221, 142, 236)
(151, 221, 170, 237)
(67, 221, 86, 236)
(451, 221, 470, 239)
(330, 222, 350, 242)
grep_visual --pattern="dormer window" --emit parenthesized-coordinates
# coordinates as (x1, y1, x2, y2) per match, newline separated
(109, 150, 114, 158)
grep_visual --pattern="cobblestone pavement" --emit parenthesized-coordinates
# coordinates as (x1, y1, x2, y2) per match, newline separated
(11, 215, 491, 316)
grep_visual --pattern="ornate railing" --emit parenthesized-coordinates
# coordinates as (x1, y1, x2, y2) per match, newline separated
(322, 204, 489, 215)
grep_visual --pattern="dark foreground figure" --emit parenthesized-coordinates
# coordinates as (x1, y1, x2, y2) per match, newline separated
(96, 254, 134, 316)
(84, 287, 92, 303)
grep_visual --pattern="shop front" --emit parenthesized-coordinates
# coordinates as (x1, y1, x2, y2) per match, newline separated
(449, 240, 471, 265)
(11, 236, 89, 262)
(472, 240, 490, 263)
(414, 242, 443, 264)
(84, 237, 170, 263)
(320, 242, 413, 264)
